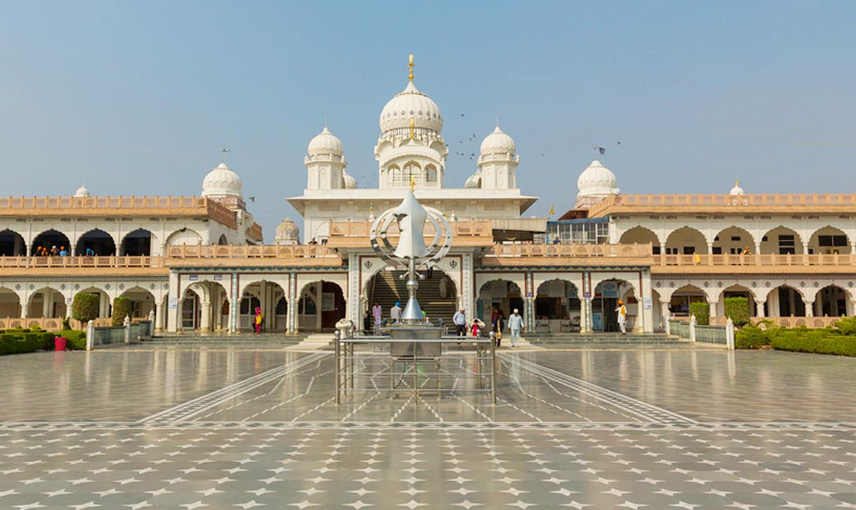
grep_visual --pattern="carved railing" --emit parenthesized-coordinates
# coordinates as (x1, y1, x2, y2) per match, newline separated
(0, 256, 164, 268)
(703, 316, 844, 329)
(588, 193, 856, 217)
(166, 244, 338, 259)
(654, 253, 856, 266)
(328, 220, 493, 239)
(485, 243, 653, 258)
(0, 317, 112, 331)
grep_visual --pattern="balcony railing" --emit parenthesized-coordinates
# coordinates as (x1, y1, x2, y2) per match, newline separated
(328, 220, 493, 239)
(587, 193, 856, 217)
(0, 196, 239, 229)
(485, 243, 653, 258)
(654, 253, 856, 266)
(166, 244, 338, 259)
(0, 256, 164, 268)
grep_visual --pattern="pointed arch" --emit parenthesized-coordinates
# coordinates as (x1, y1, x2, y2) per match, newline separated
(760, 226, 803, 255)
(31, 229, 71, 256)
(665, 227, 707, 255)
(712, 226, 755, 255)
(76, 229, 116, 256)
(809, 226, 849, 255)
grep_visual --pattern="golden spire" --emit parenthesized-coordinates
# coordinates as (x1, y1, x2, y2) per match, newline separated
(408, 54, 414, 82)
(409, 175, 415, 193)
(409, 117, 415, 140)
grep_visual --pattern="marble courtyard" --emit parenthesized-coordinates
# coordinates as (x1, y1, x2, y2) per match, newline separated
(2, 343, 856, 509)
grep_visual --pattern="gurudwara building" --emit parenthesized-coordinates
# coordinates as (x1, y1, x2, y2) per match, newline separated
(2, 58, 854, 336)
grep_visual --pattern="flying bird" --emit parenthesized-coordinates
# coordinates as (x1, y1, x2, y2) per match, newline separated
(249, 196, 255, 202)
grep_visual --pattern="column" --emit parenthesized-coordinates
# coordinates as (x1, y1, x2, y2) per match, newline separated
(348, 257, 362, 324)
(43, 291, 53, 319)
(229, 298, 240, 334)
(660, 300, 671, 331)
(709, 301, 719, 319)
(755, 299, 766, 318)
(802, 241, 810, 255)
(99, 293, 109, 318)
(580, 271, 591, 333)
(166, 272, 180, 332)
(640, 269, 654, 333)
(315, 280, 323, 332)
(805, 300, 815, 317)
(754, 241, 762, 255)
(200, 299, 212, 332)
(153, 303, 162, 333)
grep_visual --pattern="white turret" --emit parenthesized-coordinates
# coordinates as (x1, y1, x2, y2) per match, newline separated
(375, 55, 447, 189)
(74, 183, 91, 198)
(477, 126, 519, 190)
(305, 127, 347, 190)
(575, 160, 620, 210)
(274, 218, 300, 245)
(730, 180, 745, 196)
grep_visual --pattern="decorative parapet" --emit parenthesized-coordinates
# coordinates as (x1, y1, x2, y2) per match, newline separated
(0, 256, 163, 268)
(326, 220, 494, 249)
(165, 244, 343, 268)
(480, 243, 654, 267)
(587, 193, 856, 217)
(0, 196, 239, 229)
(653, 253, 856, 274)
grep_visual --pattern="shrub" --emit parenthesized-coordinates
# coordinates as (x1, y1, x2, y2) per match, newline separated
(735, 325, 770, 349)
(771, 330, 856, 357)
(689, 302, 710, 326)
(61, 317, 71, 331)
(61, 330, 87, 350)
(112, 297, 133, 326)
(834, 316, 856, 336)
(724, 297, 750, 327)
(72, 293, 100, 323)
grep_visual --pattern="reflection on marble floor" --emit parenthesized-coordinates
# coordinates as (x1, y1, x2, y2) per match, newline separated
(2, 344, 856, 509)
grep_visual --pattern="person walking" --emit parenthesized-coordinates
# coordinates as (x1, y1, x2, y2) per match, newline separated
(254, 306, 263, 334)
(615, 300, 627, 335)
(453, 308, 467, 336)
(390, 302, 402, 323)
(372, 301, 382, 327)
(508, 309, 524, 348)
(492, 308, 504, 347)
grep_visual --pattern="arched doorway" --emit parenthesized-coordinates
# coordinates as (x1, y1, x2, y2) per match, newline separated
(166, 228, 202, 246)
(120, 229, 153, 256)
(535, 279, 581, 333)
(119, 287, 156, 318)
(668, 285, 708, 317)
(366, 269, 458, 325)
(767, 285, 806, 317)
(181, 287, 201, 330)
(619, 227, 660, 254)
(665, 227, 707, 255)
(712, 227, 754, 255)
(0, 288, 22, 318)
(218, 234, 229, 245)
(593, 279, 637, 332)
(238, 281, 288, 332)
(298, 281, 345, 332)
(809, 227, 850, 255)
(816, 285, 849, 317)
(76, 229, 116, 256)
(31, 229, 71, 256)
(760, 227, 803, 255)
(28, 288, 67, 318)
(0, 230, 26, 256)
(477, 280, 523, 326)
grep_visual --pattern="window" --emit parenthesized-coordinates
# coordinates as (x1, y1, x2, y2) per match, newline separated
(730, 236, 741, 242)
(425, 165, 437, 183)
(819, 235, 847, 247)
(683, 246, 695, 255)
(712, 247, 722, 255)
(778, 235, 795, 255)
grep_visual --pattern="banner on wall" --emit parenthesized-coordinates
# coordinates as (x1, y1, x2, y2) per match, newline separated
(643, 298, 653, 310)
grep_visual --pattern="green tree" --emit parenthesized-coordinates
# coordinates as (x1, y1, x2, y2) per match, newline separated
(724, 296, 751, 327)
(689, 302, 710, 326)
(72, 293, 100, 324)
(112, 297, 133, 326)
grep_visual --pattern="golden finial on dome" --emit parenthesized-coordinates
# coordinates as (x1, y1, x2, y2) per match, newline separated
(409, 117, 415, 140)
(735, 179, 740, 186)
(409, 175, 415, 193)
(408, 54, 414, 82)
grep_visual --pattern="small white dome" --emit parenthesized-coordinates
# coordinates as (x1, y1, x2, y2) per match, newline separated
(342, 170, 357, 189)
(379, 81, 443, 134)
(577, 160, 619, 198)
(465, 171, 482, 189)
(480, 126, 516, 156)
(275, 218, 300, 245)
(308, 127, 343, 157)
(730, 180, 744, 196)
(202, 162, 242, 198)
(74, 183, 90, 198)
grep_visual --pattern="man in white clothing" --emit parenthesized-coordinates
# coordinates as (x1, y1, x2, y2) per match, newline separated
(390, 302, 402, 323)
(508, 309, 524, 348)
(452, 309, 467, 336)
(615, 299, 627, 335)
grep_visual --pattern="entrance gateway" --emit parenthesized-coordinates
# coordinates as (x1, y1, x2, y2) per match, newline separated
(334, 183, 497, 403)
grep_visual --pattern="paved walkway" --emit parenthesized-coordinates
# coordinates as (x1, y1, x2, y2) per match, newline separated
(1, 343, 855, 509)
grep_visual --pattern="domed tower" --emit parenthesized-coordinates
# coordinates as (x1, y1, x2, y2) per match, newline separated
(202, 162, 245, 211)
(477, 126, 519, 190)
(730, 179, 744, 196)
(375, 55, 448, 189)
(575, 160, 620, 210)
(305, 127, 347, 190)
(73, 183, 91, 198)
(274, 218, 300, 245)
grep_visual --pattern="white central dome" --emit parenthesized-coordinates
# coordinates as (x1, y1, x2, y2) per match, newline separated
(379, 81, 443, 134)
(730, 180, 744, 196)
(308, 127, 343, 157)
(202, 163, 242, 198)
(74, 183, 90, 198)
(577, 160, 619, 197)
(480, 126, 516, 156)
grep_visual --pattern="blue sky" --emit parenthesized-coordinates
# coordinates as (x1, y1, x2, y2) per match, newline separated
(1, 0, 854, 238)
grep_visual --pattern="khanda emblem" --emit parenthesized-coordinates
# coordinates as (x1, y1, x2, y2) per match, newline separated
(369, 189, 453, 272)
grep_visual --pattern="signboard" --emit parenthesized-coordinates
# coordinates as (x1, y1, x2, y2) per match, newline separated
(213, 274, 223, 281)
(643, 298, 653, 310)
(600, 282, 618, 298)
(168, 297, 178, 310)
